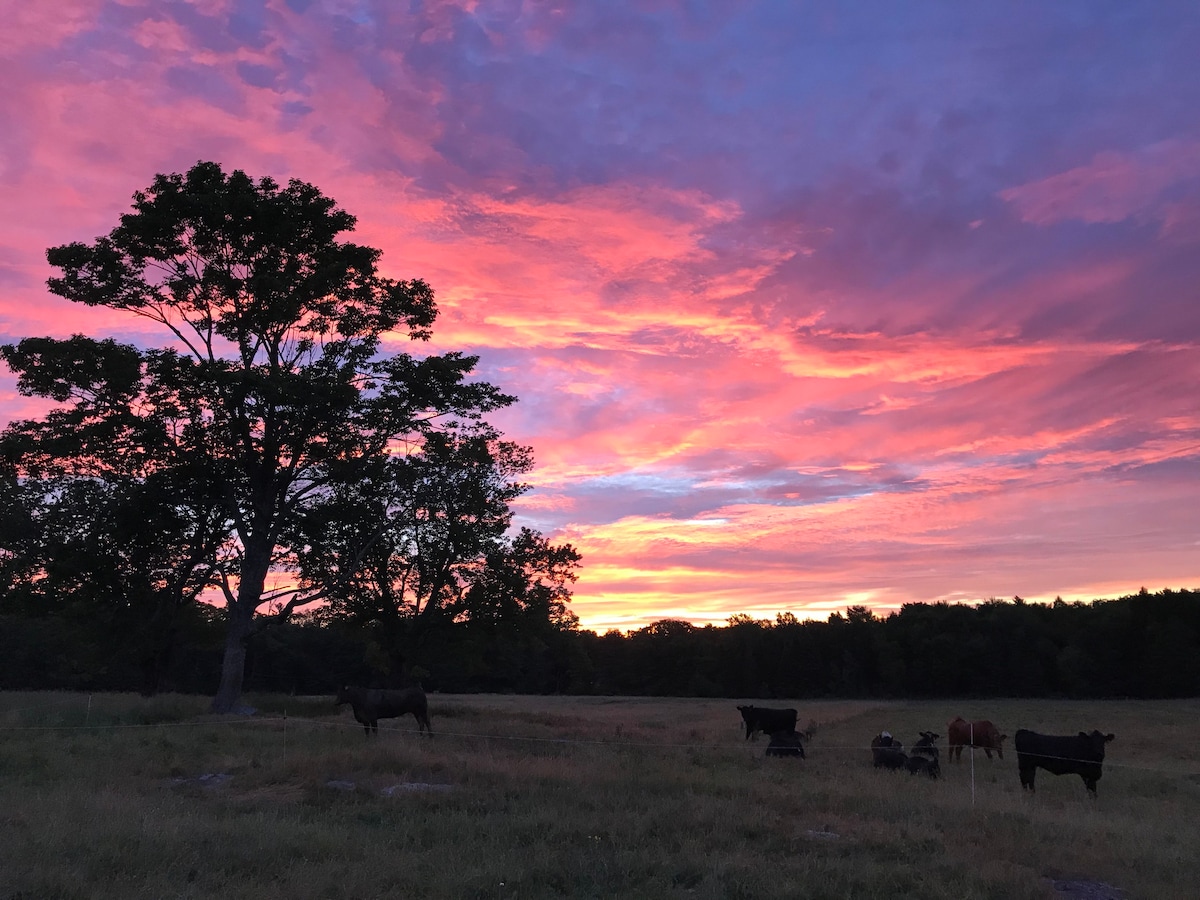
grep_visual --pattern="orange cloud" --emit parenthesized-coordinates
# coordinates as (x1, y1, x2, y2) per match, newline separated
(561, 469, 1200, 632)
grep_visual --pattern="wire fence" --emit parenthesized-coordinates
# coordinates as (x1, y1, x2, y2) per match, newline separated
(2, 700, 1195, 780)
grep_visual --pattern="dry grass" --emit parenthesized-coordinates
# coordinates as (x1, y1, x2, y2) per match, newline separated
(1, 692, 1196, 899)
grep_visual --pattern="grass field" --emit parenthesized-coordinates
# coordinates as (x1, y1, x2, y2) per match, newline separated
(1, 692, 1197, 899)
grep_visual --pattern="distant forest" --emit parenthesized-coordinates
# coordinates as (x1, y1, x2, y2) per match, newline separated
(2, 589, 1196, 699)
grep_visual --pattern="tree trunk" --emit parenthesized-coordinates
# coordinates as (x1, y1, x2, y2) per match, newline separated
(210, 545, 271, 713)
(211, 605, 254, 712)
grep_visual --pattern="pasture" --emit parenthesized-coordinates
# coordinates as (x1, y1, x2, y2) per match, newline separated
(1, 693, 1196, 899)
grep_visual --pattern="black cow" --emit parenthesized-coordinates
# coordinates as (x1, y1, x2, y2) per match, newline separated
(906, 755, 939, 777)
(870, 731, 908, 770)
(737, 705, 798, 741)
(765, 730, 806, 758)
(906, 731, 940, 778)
(910, 731, 939, 759)
(1014, 729, 1115, 796)
(335, 685, 432, 737)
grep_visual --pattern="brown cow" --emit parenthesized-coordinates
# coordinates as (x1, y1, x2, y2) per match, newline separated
(947, 716, 1007, 762)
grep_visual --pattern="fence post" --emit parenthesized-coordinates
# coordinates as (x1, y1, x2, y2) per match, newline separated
(970, 721, 975, 807)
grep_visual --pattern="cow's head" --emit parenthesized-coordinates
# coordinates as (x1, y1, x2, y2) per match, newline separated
(1080, 731, 1116, 756)
(334, 685, 353, 706)
(871, 732, 900, 749)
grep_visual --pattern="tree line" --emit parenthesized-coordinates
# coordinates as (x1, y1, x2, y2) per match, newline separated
(580, 590, 1200, 699)
(1, 590, 1196, 699)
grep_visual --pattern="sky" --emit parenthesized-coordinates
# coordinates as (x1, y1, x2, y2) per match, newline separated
(2, 1, 1199, 632)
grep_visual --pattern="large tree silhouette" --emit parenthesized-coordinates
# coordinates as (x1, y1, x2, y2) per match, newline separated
(2, 162, 512, 711)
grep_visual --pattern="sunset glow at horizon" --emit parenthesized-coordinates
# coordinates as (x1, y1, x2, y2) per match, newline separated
(2, 1, 1198, 632)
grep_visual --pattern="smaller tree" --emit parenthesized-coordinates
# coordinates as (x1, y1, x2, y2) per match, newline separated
(458, 527, 581, 632)
(291, 423, 578, 679)
(1, 336, 229, 692)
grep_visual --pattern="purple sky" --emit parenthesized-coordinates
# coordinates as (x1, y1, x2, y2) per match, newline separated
(2, 1, 1199, 630)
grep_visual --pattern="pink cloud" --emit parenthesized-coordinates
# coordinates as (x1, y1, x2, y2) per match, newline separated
(0, 1, 102, 54)
(999, 140, 1200, 227)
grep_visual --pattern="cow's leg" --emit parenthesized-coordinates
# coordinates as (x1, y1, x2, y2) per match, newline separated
(1018, 766, 1035, 792)
(1083, 777, 1098, 796)
(983, 748, 993, 760)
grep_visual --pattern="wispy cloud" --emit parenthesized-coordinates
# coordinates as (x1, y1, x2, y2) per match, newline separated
(999, 141, 1200, 227)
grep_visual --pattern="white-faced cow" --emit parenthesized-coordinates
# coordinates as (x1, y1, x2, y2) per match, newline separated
(737, 705, 798, 741)
(1014, 729, 1115, 797)
(870, 731, 908, 770)
(335, 685, 432, 737)
(947, 716, 1007, 762)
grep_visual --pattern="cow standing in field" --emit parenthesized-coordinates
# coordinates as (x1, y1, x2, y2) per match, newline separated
(1015, 729, 1115, 797)
(335, 685, 432, 737)
(737, 705, 798, 740)
(947, 716, 1007, 762)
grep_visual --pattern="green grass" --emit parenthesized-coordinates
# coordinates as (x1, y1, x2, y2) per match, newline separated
(1, 692, 1196, 898)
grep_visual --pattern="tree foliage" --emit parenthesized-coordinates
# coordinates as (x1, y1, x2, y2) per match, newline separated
(288, 422, 580, 676)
